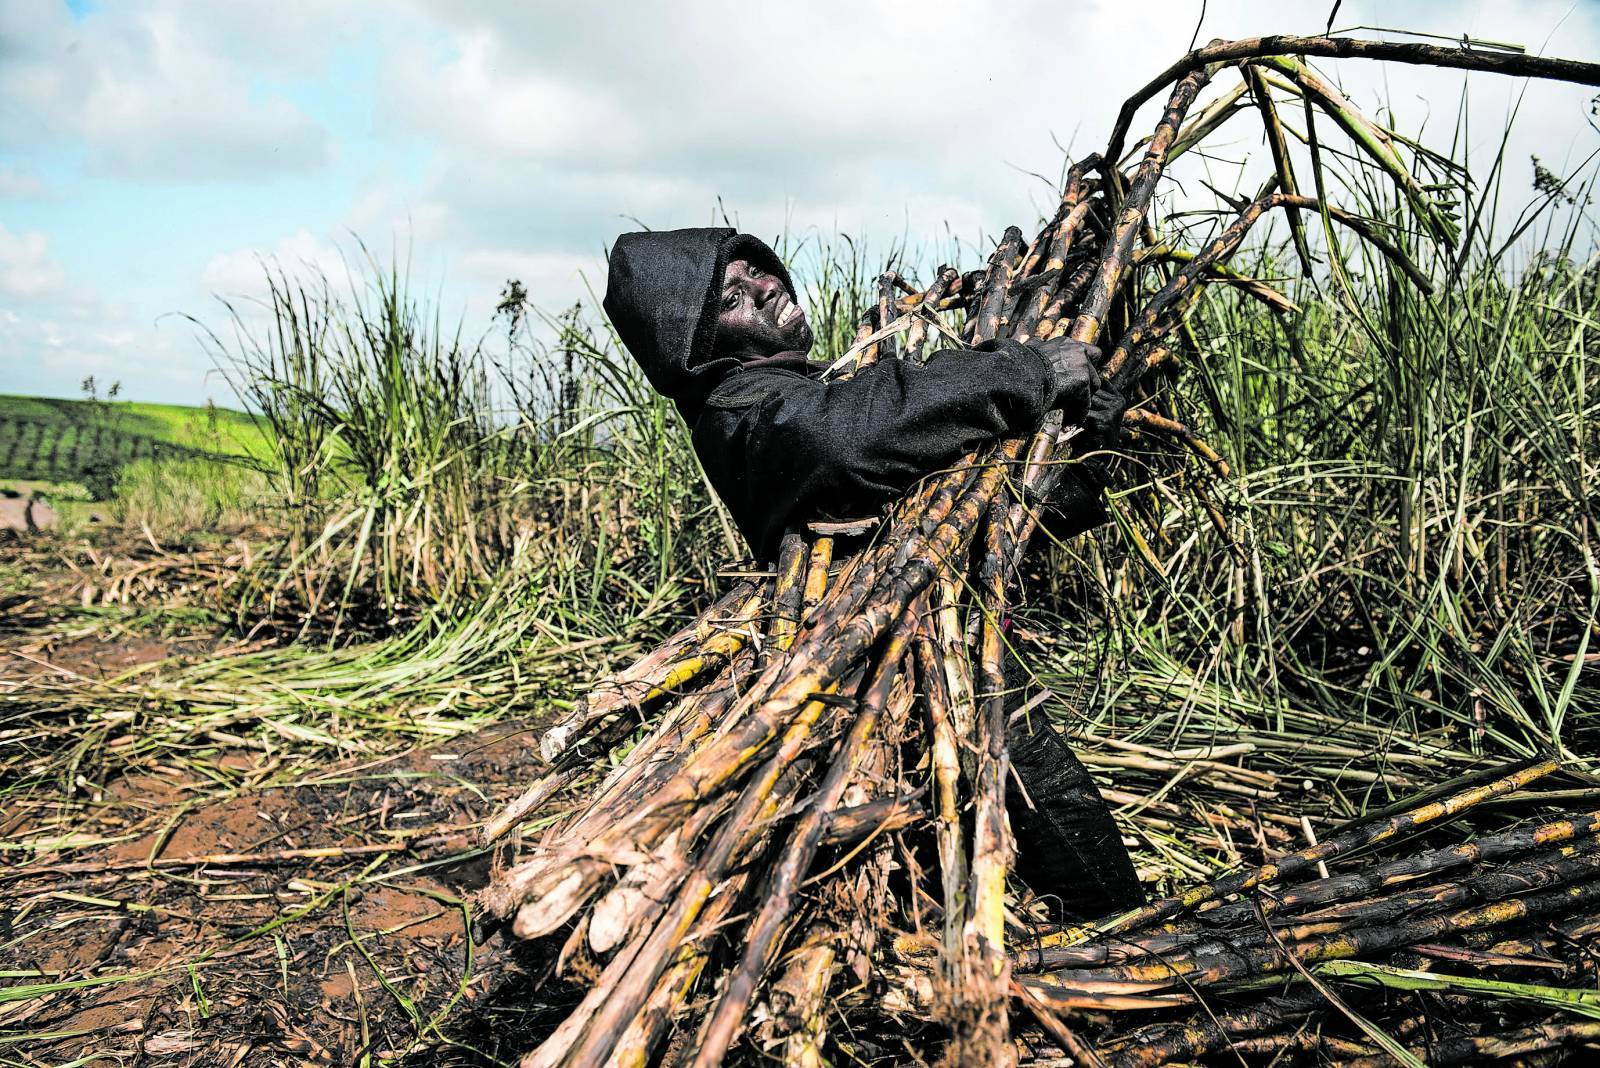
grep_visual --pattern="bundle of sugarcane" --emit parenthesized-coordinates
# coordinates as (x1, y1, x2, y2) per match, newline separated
(1013, 758, 1600, 1065)
(479, 36, 1600, 1067)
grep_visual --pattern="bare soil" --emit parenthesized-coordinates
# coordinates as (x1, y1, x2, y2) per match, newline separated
(0, 542, 581, 1065)
(2, 713, 578, 1065)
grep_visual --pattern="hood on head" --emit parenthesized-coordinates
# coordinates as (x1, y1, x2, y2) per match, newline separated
(603, 228, 799, 410)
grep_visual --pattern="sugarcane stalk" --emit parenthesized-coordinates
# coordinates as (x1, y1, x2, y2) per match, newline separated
(1102, 180, 1282, 388)
(914, 625, 968, 964)
(876, 271, 896, 342)
(606, 767, 816, 1068)
(760, 922, 839, 1065)
(1048, 874, 1600, 993)
(1024, 844, 1600, 974)
(520, 886, 672, 1068)
(520, 537, 888, 861)
(1121, 410, 1231, 476)
(1010, 978, 1108, 1068)
(1103, 35, 1600, 170)
(1095, 757, 1559, 939)
(1160, 78, 1252, 165)
(481, 766, 580, 844)
(1076, 65, 1214, 344)
(895, 270, 973, 315)
(660, 464, 991, 807)
(857, 272, 901, 370)
(821, 792, 923, 845)
(765, 531, 809, 657)
(1342, 1018, 1600, 1068)
(1034, 809, 1600, 969)
(554, 680, 859, 1066)
(1013, 978, 1191, 1014)
(690, 625, 918, 1066)
(945, 496, 1017, 1067)
(587, 796, 731, 955)
(798, 534, 833, 622)
(769, 716, 914, 1063)
(1259, 54, 1458, 246)
(1284, 846, 1600, 931)
(538, 760, 802, 1068)
(903, 266, 959, 363)
(836, 672, 912, 989)
(1242, 61, 1314, 276)
(1130, 244, 1299, 313)
(1094, 986, 1331, 1068)
(1024, 158, 1100, 281)
(1012, 163, 1097, 340)
(489, 457, 1007, 938)
(502, 669, 844, 940)
(1032, 255, 1099, 342)
(932, 577, 978, 741)
(535, 581, 765, 762)
(967, 226, 1027, 344)
(520, 647, 756, 865)
(1010, 65, 1214, 539)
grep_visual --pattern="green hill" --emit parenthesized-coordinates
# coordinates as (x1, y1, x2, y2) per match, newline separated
(0, 394, 268, 497)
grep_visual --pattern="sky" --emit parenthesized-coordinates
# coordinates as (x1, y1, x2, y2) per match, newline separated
(2, 0, 1598, 407)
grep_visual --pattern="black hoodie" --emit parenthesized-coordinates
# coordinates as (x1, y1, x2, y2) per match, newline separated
(604, 227, 1101, 562)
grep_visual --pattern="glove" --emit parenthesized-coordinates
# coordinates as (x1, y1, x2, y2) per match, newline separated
(1081, 382, 1126, 450)
(1027, 336, 1102, 422)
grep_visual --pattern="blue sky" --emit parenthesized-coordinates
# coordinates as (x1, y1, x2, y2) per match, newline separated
(2, 0, 1598, 406)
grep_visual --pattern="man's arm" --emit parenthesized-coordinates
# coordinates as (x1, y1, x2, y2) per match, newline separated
(692, 338, 1102, 559)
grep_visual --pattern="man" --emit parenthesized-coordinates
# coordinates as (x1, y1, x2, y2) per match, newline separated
(604, 226, 1142, 919)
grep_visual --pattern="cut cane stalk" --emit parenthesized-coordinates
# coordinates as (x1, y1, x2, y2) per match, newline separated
(764, 530, 809, 658)
(536, 581, 767, 763)
(1020, 844, 1600, 975)
(914, 625, 968, 966)
(1096, 757, 1559, 938)
(943, 497, 1017, 1067)
(690, 624, 920, 1067)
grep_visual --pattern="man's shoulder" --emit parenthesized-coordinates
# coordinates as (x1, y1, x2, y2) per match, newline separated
(702, 367, 815, 411)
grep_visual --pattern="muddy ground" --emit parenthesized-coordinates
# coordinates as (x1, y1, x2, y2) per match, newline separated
(1, 546, 584, 1065)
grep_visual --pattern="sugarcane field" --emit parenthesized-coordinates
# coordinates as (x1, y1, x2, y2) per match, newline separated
(6, 6, 1600, 1067)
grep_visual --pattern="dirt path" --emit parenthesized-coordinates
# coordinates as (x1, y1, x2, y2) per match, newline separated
(0, 717, 577, 1066)
(0, 494, 56, 532)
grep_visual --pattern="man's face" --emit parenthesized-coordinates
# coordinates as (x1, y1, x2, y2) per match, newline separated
(715, 258, 813, 360)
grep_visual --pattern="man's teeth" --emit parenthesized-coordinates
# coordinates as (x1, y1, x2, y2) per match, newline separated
(778, 303, 800, 326)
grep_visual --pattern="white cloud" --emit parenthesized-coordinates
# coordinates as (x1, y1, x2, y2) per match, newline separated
(0, 0, 336, 181)
(201, 230, 350, 298)
(0, 300, 213, 403)
(454, 247, 599, 309)
(371, 0, 1598, 295)
(397, 30, 636, 163)
(0, 167, 47, 199)
(0, 224, 67, 301)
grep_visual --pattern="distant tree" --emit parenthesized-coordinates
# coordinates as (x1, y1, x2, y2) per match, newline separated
(76, 375, 128, 500)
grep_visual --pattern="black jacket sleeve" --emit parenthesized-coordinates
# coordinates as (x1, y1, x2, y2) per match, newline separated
(693, 339, 1068, 561)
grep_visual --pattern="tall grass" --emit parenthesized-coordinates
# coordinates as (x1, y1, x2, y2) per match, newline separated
(204, 254, 726, 642)
(1028, 152, 1600, 798)
(111, 456, 268, 534)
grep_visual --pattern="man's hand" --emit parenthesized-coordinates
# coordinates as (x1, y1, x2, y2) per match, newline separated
(1082, 381, 1126, 450)
(1027, 336, 1102, 421)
